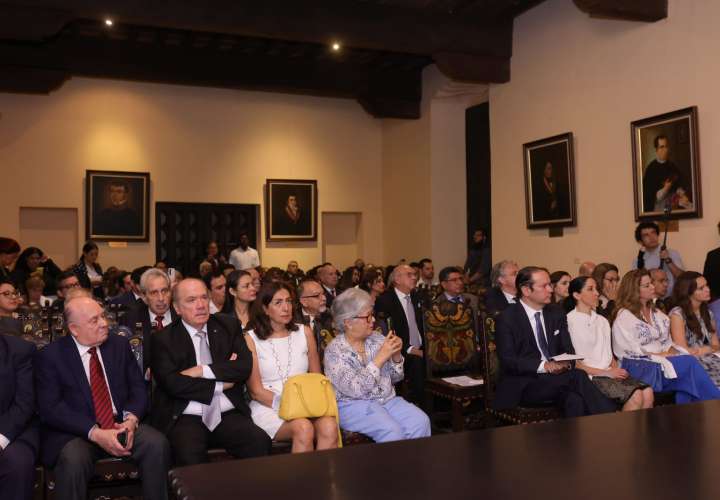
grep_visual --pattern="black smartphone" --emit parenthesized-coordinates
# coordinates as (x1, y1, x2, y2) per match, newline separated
(117, 430, 128, 448)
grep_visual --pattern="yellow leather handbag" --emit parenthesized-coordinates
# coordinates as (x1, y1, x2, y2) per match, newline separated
(278, 373, 343, 447)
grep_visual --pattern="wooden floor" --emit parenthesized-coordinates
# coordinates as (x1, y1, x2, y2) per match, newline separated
(170, 401, 720, 499)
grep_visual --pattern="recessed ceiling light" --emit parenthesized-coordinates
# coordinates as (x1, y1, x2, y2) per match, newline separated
(331, 42, 341, 52)
(104, 18, 114, 27)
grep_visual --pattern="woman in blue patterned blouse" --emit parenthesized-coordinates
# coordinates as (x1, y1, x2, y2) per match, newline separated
(324, 288, 430, 442)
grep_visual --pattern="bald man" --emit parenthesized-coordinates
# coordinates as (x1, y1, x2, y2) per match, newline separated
(150, 278, 270, 465)
(35, 296, 170, 500)
(578, 261, 596, 277)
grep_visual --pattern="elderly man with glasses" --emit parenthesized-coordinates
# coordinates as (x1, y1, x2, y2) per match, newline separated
(296, 278, 335, 356)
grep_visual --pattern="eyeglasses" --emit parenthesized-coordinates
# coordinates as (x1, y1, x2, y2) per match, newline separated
(301, 293, 323, 299)
(0, 290, 20, 298)
(354, 313, 374, 323)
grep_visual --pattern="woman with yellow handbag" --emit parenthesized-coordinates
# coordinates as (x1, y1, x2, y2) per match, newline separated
(245, 282, 339, 453)
(324, 288, 431, 443)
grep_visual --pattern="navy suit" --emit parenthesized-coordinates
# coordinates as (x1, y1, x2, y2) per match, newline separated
(120, 301, 178, 373)
(493, 302, 615, 417)
(35, 334, 169, 500)
(0, 335, 38, 500)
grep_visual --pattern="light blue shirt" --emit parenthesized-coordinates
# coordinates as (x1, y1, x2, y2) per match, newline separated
(631, 246, 684, 297)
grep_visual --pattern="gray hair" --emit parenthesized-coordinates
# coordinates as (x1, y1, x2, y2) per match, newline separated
(490, 260, 517, 288)
(140, 267, 170, 294)
(331, 288, 372, 335)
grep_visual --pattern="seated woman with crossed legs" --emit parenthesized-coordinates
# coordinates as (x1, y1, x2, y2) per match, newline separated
(245, 282, 338, 453)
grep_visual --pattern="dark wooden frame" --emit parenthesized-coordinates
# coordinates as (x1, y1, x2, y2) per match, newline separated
(522, 132, 576, 229)
(631, 106, 702, 221)
(265, 179, 318, 242)
(85, 170, 150, 242)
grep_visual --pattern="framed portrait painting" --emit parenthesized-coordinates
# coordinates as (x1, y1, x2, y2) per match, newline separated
(86, 170, 150, 241)
(265, 179, 317, 242)
(523, 132, 576, 229)
(631, 107, 701, 220)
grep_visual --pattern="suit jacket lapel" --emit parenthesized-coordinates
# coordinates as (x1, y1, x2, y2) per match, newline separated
(390, 291, 410, 333)
(543, 311, 559, 357)
(206, 317, 225, 363)
(174, 321, 199, 366)
(517, 307, 541, 355)
(61, 337, 94, 414)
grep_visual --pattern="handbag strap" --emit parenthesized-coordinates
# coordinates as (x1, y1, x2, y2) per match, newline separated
(292, 378, 330, 415)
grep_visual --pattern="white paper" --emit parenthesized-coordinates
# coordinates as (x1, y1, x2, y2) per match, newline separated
(441, 375, 484, 387)
(551, 353, 584, 361)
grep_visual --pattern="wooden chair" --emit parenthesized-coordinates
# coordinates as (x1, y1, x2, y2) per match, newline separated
(480, 313, 561, 426)
(422, 300, 484, 432)
(45, 457, 142, 500)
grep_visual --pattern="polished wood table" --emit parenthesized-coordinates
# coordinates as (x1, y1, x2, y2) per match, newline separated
(169, 401, 720, 499)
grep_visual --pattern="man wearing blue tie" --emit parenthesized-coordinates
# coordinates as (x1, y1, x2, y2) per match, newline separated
(35, 296, 170, 500)
(493, 266, 615, 417)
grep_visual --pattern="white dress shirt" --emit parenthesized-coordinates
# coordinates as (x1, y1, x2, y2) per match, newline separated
(519, 300, 549, 374)
(228, 247, 260, 270)
(502, 290, 517, 304)
(394, 287, 422, 353)
(181, 320, 235, 416)
(302, 308, 316, 331)
(148, 308, 173, 328)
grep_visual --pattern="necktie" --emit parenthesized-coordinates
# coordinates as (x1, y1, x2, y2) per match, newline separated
(155, 315, 164, 330)
(88, 347, 115, 429)
(451, 296, 462, 304)
(534, 312, 551, 361)
(404, 295, 423, 347)
(196, 331, 221, 431)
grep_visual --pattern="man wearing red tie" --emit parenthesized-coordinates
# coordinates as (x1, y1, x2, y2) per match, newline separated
(35, 296, 170, 500)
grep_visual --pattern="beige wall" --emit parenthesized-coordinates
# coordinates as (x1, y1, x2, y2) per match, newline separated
(490, 0, 720, 275)
(0, 78, 384, 272)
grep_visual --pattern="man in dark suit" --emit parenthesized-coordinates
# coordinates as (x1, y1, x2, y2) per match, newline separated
(296, 278, 335, 355)
(436, 266, 480, 334)
(318, 263, 340, 307)
(374, 264, 426, 405)
(484, 260, 519, 316)
(704, 221, 720, 302)
(35, 296, 170, 500)
(493, 266, 615, 417)
(151, 278, 270, 466)
(0, 334, 38, 500)
(109, 266, 148, 307)
(121, 267, 178, 376)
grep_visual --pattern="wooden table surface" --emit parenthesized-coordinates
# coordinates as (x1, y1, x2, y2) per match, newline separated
(169, 401, 720, 499)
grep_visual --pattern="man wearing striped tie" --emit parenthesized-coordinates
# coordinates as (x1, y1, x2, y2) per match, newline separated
(35, 296, 171, 500)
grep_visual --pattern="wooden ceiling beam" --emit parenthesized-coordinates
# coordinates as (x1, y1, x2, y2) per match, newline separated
(573, 0, 667, 22)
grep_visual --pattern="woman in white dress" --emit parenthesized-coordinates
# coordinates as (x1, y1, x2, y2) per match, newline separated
(565, 276, 653, 411)
(245, 282, 339, 453)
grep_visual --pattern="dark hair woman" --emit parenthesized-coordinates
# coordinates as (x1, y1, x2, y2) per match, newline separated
(358, 269, 386, 303)
(591, 263, 620, 318)
(73, 241, 104, 299)
(10, 246, 62, 296)
(243, 282, 337, 452)
(668, 271, 720, 387)
(0, 237, 21, 279)
(565, 276, 653, 411)
(549, 270, 571, 305)
(222, 270, 256, 329)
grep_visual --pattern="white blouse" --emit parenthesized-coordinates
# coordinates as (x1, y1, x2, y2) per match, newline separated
(611, 308, 677, 378)
(567, 309, 613, 370)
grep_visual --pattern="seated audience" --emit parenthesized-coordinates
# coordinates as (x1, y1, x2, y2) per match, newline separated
(493, 266, 615, 417)
(702, 221, 720, 302)
(318, 263, 340, 306)
(110, 266, 148, 307)
(25, 276, 50, 307)
(121, 268, 177, 377)
(359, 269, 386, 303)
(204, 270, 227, 314)
(204, 241, 227, 272)
(35, 296, 170, 500)
(631, 222, 684, 297)
(324, 288, 430, 442)
(10, 246, 62, 296)
(549, 270, 571, 305)
(578, 261, 596, 277)
(73, 241, 104, 299)
(198, 260, 213, 278)
(650, 268, 671, 313)
(0, 237, 20, 279)
(261, 267, 286, 287)
(0, 334, 38, 500)
(611, 269, 720, 403)
(296, 278, 335, 354)
(150, 278, 270, 465)
(565, 276, 653, 411)
(244, 283, 338, 453)
(284, 260, 304, 288)
(437, 266, 480, 332)
(223, 270, 256, 328)
(592, 263, 619, 319)
(416, 258, 438, 289)
(0, 278, 22, 335)
(669, 271, 720, 387)
(102, 267, 122, 299)
(485, 260, 519, 315)
(247, 267, 262, 291)
(374, 264, 426, 405)
(220, 263, 235, 278)
(51, 270, 83, 312)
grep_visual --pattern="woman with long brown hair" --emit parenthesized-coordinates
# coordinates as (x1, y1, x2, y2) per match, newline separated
(592, 263, 620, 318)
(669, 271, 720, 386)
(611, 269, 720, 403)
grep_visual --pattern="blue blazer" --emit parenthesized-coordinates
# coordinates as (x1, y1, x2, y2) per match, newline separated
(35, 334, 147, 466)
(0, 334, 38, 454)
